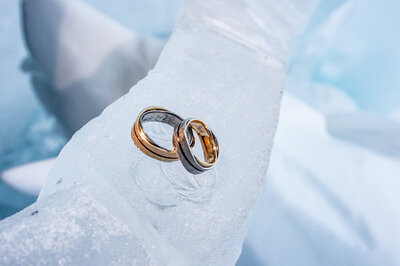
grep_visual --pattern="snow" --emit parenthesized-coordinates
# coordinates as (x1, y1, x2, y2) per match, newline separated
(2, 0, 400, 265)
(0, 0, 317, 264)
(238, 0, 400, 263)
(240, 93, 400, 265)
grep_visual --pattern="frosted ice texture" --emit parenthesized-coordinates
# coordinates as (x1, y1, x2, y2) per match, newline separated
(236, 1, 400, 264)
(0, 0, 317, 264)
(240, 93, 400, 266)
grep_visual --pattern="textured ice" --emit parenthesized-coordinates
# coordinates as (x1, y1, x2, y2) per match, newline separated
(240, 93, 400, 265)
(0, 0, 317, 264)
(238, 1, 400, 264)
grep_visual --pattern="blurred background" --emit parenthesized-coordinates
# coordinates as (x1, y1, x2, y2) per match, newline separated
(1, 0, 400, 264)
(0, 0, 181, 218)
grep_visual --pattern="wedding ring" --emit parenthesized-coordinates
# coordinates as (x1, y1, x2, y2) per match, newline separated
(131, 107, 194, 162)
(132, 107, 219, 174)
(173, 118, 219, 174)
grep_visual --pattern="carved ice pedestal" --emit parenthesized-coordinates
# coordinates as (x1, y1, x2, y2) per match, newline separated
(0, 0, 316, 264)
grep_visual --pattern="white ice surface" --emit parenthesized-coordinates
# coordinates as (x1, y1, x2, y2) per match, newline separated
(0, 0, 317, 264)
(240, 93, 400, 266)
(5, 93, 400, 265)
(1, 158, 55, 196)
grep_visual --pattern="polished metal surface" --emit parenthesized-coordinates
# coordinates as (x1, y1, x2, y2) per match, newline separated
(173, 118, 219, 174)
(131, 107, 194, 162)
(132, 107, 219, 174)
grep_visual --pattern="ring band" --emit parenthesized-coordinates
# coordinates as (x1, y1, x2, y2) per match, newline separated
(131, 107, 194, 162)
(131, 107, 219, 175)
(173, 118, 219, 174)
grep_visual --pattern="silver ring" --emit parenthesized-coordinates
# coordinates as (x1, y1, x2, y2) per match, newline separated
(173, 118, 219, 174)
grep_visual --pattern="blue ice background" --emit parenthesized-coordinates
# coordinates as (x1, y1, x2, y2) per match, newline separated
(290, 0, 400, 114)
(0, 0, 399, 248)
(0, 0, 181, 218)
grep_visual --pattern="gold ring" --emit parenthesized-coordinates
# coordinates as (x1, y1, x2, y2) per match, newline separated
(131, 107, 194, 162)
(131, 107, 219, 174)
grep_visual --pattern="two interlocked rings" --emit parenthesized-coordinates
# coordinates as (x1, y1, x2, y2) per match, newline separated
(131, 107, 219, 174)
